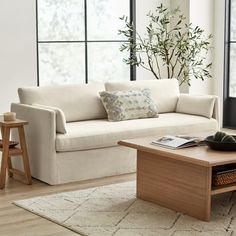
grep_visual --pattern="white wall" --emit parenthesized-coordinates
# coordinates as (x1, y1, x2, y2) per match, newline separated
(0, 0, 37, 114)
(213, 0, 225, 126)
(136, 0, 170, 80)
(172, 0, 224, 100)
(171, 0, 189, 19)
(170, 0, 214, 94)
(170, 0, 189, 93)
(188, 0, 214, 95)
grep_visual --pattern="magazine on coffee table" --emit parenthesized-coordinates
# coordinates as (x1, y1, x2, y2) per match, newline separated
(151, 135, 205, 149)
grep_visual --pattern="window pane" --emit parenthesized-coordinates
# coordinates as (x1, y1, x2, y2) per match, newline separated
(39, 43, 85, 86)
(88, 42, 130, 82)
(231, 0, 236, 40)
(87, 0, 129, 40)
(38, 0, 84, 41)
(230, 44, 236, 97)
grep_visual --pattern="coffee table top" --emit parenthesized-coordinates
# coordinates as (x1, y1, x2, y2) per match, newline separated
(119, 132, 236, 167)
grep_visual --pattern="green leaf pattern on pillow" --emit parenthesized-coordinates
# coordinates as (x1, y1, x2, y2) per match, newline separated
(99, 89, 159, 121)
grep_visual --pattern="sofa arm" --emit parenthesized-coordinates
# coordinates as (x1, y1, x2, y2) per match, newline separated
(11, 103, 58, 184)
(212, 96, 220, 128)
(32, 103, 67, 134)
(176, 94, 220, 128)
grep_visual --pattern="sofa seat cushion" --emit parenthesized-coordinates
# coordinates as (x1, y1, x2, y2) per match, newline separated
(56, 113, 218, 152)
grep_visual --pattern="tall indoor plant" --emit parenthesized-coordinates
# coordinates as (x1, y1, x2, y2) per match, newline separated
(119, 4, 213, 86)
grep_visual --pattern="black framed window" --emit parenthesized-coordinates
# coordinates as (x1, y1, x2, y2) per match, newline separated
(36, 0, 136, 86)
(224, 0, 236, 127)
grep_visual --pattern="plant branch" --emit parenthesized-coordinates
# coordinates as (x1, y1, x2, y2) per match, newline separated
(154, 53, 162, 79)
(119, 4, 213, 86)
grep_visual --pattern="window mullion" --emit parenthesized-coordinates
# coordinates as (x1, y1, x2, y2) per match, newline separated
(84, 0, 88, 83)
(130, 0, 136, 81)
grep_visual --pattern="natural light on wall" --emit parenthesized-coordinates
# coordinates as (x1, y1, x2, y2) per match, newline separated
(37, 0, 130, 86)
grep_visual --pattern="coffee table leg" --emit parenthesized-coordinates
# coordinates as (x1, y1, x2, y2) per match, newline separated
(137, 151, 212, 221)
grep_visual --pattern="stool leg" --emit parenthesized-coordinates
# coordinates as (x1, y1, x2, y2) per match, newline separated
(0, 127, 10, 189)
(2, 127, 13, 178)
(8, 156, 13, 177)
(1, 126, 4, 140)
(18, 126, 32, 185)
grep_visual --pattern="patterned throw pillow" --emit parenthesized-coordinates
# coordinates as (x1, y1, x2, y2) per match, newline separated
(99, 89, 159, 121)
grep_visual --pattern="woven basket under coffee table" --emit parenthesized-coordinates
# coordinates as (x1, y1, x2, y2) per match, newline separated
(212, 166, 236, 186)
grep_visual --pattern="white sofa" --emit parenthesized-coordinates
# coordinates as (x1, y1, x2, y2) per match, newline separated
(11, 79, 220, 185)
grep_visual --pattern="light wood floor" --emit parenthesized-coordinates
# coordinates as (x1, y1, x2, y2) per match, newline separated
(0, 173, 136, 236)
(1, 129, 235, 235)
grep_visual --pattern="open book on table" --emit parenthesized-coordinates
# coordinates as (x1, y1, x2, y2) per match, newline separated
(151, 135, 205, 149)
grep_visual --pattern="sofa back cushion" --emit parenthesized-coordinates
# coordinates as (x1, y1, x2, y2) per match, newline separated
(105, 79, 180, 113)
(18, 83, 107, 122)
(176, 94, 216, 118)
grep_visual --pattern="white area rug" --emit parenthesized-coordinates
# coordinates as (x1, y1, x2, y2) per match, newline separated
(14, 181, 236, 236)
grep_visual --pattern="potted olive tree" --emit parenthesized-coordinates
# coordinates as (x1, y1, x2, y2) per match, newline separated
(119, 4, 213, 86)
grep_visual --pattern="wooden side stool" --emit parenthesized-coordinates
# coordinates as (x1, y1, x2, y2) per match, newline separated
(0, 119, 32, 189)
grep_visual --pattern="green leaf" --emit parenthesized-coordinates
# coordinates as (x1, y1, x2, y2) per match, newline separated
(118, 3, 213, 86)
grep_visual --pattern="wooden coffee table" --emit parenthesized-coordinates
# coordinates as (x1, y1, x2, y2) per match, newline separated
(119, 134, 236, 221)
